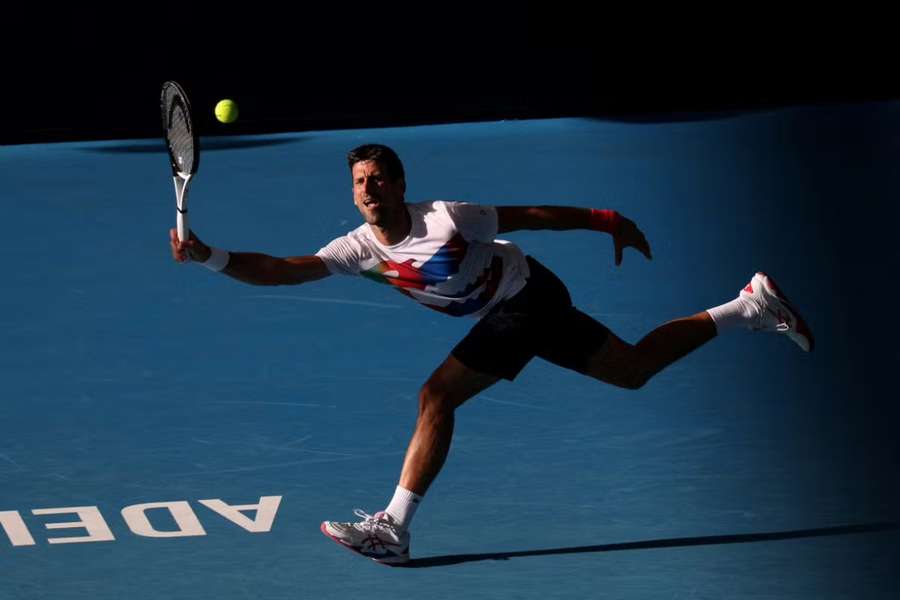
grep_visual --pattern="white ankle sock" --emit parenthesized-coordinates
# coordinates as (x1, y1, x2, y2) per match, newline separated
(384, 486, 422, 531)
(706, 295, 759, 332)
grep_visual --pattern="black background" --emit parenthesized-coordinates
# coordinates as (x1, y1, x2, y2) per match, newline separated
(3, 5, 897, 144)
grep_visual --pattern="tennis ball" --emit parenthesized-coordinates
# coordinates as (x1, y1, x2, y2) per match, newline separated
(214, 99, 239, 124)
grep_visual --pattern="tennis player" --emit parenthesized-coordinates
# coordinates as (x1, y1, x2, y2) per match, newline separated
(169, 144, 813, 565)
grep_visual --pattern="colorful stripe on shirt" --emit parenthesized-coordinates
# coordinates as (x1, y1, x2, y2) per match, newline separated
(361, 233, 503, 316)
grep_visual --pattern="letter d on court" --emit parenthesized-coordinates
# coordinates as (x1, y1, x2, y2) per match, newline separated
(121, 501, 207, 538)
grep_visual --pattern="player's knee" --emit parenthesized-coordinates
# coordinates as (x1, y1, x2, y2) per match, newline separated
(418, 383, 455, 418)
(617, 361, 655, 389)
(598, 363, 652, 390)
(586, 348, 652, 390)
(618, 371, 650, 390)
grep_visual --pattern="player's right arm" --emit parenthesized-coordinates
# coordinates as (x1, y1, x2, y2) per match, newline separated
(169, 229, 332, 286)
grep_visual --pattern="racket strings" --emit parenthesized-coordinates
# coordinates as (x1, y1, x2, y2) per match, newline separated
(161, 84, 197, 174)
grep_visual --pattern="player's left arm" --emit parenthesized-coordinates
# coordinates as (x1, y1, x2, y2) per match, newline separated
(496, 205, 652, 266)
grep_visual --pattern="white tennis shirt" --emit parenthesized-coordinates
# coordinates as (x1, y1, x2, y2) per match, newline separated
(315, 201, 530, 317)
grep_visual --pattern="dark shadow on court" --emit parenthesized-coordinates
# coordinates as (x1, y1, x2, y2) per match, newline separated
(589, 109, 770, 124)
(398, 522, 900, 568)
(79, 136, 309, 154)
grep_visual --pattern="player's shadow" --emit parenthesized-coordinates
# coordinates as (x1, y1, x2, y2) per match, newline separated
(397, 522, 899, 568)
(80, 136, 309, 154)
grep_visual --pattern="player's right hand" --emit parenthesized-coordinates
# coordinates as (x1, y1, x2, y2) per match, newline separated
(169, 229, 211, 263)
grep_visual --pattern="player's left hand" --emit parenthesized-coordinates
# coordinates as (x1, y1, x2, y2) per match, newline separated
(612, 217, 652, 266)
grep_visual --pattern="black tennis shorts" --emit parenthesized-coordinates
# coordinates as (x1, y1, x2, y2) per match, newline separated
(451, 256, 611, 381)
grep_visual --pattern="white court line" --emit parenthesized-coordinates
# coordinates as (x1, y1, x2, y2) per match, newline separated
(245, 294, 401, 309)
(308, 375, 421, 382)
(0, 453, 22, 469)
(203, 401, 332, 408)
(170, 452, 403, 477)
(192, 438, 356, 457)
(479, 395, 552, 411)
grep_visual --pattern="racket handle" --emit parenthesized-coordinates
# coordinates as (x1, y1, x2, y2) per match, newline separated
(177, 210, 190, 243)
(173, 173, 192, 243)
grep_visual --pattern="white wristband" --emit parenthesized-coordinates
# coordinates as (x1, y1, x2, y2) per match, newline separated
(200, 247, 230, 272)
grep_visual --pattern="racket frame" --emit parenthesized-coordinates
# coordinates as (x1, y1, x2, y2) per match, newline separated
(160, 81, 200, 243)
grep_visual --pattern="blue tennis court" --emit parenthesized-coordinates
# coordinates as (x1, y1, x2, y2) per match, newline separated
(2, 101, 898, 598)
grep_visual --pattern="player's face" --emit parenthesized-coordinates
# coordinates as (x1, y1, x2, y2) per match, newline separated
(352, 160, 406, 227)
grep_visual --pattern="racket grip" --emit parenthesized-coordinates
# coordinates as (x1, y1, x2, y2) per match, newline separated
(177, 210, 191, 243)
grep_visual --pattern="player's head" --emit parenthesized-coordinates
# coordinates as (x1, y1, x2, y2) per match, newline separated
(347, 144, 407, 228)
(347, 144, 405, 183)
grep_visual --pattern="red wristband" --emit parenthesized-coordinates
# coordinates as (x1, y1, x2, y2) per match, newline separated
(589, 209, 621, 234)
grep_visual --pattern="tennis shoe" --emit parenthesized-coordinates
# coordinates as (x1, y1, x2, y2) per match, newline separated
(321, 509, 410, 565)
(740, 272, 814, 352)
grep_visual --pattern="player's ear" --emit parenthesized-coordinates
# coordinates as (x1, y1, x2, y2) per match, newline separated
(399, 177, 406, 195)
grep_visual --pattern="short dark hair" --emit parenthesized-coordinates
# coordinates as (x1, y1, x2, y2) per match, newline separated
(347, 144, 405, 182)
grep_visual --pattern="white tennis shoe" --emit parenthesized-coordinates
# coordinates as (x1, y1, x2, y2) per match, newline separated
(740, 272, 814, 352)
(321, 510, 410, 565)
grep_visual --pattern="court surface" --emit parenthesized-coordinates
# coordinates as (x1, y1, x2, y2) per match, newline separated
(2, 102, 899, 599)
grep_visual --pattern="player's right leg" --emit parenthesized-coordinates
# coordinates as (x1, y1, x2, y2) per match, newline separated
(320, 354, 499, 565)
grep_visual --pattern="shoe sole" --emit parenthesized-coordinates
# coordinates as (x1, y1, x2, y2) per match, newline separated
(756, 272, 815, 352)
(320, 522, 410, 566)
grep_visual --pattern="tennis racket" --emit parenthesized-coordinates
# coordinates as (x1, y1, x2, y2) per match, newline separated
(160, 81, 200, 244)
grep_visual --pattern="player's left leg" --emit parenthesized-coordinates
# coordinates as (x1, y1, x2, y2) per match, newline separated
(578, 271, 813, 389)
(579, 313, 716, 389)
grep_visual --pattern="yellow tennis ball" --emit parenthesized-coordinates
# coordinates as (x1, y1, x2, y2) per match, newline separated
(214, 99, 239, 124)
